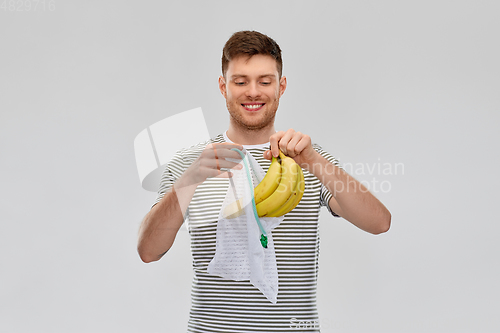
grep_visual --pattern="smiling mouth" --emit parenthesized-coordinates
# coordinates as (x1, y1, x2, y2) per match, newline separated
(242, 103, 265, 111)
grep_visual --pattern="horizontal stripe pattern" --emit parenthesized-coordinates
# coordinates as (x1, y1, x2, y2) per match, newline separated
(154, 134, 341, 332)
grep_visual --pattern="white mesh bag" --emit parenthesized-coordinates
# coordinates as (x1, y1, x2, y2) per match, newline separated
(207, 148, 284, 304)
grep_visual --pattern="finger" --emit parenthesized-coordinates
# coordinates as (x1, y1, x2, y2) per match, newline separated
(214, 150, 220, 170)
(204, 148, 242, 165)
(205, 167, 233, 179)
(206, 142, 243, 151)
(263, 150, 273, 160)
(200, 157, 242, 171)
(213, 145, 219, 165)
(278, 129, 295, 156)
(211, 145, 240, 170)
(211, 144, 244, 160)
(214, 142, 244, 152)
(215, 159, 243, 171)
(269, 131, 285, 157)
(294, 134, 311, 155)
(286, 131, 303, 157)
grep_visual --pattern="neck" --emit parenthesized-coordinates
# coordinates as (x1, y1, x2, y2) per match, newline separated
(226, 122, 275, 145)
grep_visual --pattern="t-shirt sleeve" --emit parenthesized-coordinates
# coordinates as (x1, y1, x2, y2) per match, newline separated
(151, 149, 187, 211)
(313, 144, 343, 218)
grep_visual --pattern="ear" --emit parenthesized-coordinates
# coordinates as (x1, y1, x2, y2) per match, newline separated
(218, 76, 227, 98)
(279, 76, 287, 98)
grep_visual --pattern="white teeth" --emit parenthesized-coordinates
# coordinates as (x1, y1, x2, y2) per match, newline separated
(243, 104, 263, 109)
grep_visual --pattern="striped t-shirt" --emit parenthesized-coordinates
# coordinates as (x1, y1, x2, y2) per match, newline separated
(153, 133, 341, 333)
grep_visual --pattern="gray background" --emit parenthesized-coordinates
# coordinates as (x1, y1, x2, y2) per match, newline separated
(1, 1, 499, 332)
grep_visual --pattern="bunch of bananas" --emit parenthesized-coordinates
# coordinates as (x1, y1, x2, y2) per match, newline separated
(223, 151, 305, 219)
(254, 151, 305, 217)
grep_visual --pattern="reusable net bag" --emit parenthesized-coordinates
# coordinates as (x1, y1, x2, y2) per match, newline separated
(207, 148, 284, 304)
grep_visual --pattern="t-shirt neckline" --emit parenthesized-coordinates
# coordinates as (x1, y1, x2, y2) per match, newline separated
(223, 131, 270, 149)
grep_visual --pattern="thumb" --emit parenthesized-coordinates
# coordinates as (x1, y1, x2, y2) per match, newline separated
(263, 150, 273, 161)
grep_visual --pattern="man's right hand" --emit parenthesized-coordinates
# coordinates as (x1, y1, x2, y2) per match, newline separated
(179, 142, 244, 187)
(138, 142, 243, 263)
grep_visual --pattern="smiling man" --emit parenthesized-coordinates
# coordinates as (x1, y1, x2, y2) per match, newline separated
(138, 30, 391, 332)
(221, 53, 285, 136)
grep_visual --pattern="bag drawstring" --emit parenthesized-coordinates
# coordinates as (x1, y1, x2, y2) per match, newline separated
(231, 148, 268, 248)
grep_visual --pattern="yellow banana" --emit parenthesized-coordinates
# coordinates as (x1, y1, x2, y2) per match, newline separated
(256, 152, 298, 217)
(254, 156, 281, 205)
(265, 164, 304, 217)
(225, 150, 305, 219)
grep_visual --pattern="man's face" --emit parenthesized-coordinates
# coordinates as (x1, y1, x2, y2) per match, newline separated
(219, 54, 287, 131)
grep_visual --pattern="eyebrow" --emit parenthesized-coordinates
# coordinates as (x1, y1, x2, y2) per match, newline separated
(230, 74, 276, 79)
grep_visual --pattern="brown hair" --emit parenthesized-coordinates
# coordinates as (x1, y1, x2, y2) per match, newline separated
(221, 30, 283, 78)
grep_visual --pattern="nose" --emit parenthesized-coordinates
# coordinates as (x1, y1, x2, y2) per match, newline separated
(245, 82, 261, 99)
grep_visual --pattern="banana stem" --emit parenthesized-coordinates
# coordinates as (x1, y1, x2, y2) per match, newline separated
(231, 148, 268, 248)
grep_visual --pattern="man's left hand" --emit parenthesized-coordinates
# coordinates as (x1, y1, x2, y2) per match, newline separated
(264, 129, 318, 168)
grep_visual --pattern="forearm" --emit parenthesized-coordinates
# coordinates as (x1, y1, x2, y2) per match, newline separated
(137, 142, 244, 262)
(307, 153, 391, 234)
(137, 175, 198, 263)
